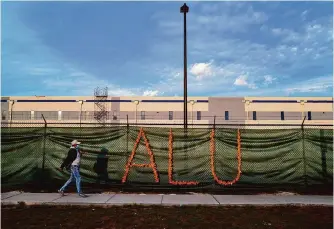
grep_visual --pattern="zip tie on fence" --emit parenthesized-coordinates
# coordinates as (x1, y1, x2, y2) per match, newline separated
(122, 127, 159, 183)
(210, 128, 242, 186)
(168, 128, 199, 185)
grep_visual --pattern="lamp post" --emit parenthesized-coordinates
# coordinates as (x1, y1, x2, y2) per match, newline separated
(133, 100, 139, 125)
(180, 3, 189, 130)
(78, 100, 83, 129)
(9, 100, 14, 128)
(189, 100, 195, 127)
(180, 3, 189, 173)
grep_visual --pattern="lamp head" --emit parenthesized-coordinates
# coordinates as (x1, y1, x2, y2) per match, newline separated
(180, 3, 189, 13)
(133, 100, 139, 105)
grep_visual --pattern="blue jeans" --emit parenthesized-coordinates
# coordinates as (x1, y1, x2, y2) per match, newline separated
(59, 165, 81, 193)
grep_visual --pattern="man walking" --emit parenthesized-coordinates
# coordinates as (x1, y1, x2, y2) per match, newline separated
(58, 140, 87, 197)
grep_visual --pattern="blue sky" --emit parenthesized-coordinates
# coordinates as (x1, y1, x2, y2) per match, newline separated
(2, 1, 333, 97)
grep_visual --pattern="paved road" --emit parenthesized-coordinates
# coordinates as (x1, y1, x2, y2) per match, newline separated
(1, 192, 332, 206)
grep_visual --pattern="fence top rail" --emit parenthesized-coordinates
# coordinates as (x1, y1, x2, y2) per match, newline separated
(1, 121, 333, 127)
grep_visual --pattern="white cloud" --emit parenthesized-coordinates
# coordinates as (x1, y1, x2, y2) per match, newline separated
(272, 18, 332, 45)
(233, 75, 258, 89)
(285, 75, 333, 94)
(108, 89, 137, 96)
(271, 28, 302, 42)
(152, 4, 331, 75)
(263, 75, 276, 85)
(193, 6, 268, 33)
(42, 67, 144, 96)
(27, 67, 61, 75)
(154, 2, 268, 38)
(151, 8, 332, 95)
(234, 75, 248, 86)
(149, 60, 268, 96)
(301, 10, 308, 21)
(189, 62, 214, 80)
(248, 83, 257, 89)
(143, 90, 159, 96)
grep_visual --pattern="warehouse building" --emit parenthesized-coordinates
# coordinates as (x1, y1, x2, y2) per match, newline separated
(1, 96, 333, 127)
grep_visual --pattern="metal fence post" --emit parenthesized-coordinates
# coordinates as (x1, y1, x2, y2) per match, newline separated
(320, 129, 328, 184)
(213, 115, 216, 130)
(79, 100, 83, 138)
(301, 116, 307, 188)
(126, 114, 129, 154)
(212, 115, 216, 188)
(41, 114, 47, 186)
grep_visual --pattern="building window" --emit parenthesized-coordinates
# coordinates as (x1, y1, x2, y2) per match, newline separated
(113, 111, 117, 120)
(81, 111, 87, 120)
(197, 111, 201, 120)
(2, 111, 7, 120)
(62, 111, 80, 120)
(253, 111, 257, 120)
(307, 111, 312, 120)
(169, 111, 173, 120)
(281, 111, 285, 121)
(225, 111, 229, 120)
(141, 111, 145, 120)
(35, 111, 58, 120)
(12, 111, 31, 120)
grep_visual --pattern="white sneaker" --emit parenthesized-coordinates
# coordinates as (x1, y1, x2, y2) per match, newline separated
(58, 190, 64, 196)
(78, 193, 88, 198)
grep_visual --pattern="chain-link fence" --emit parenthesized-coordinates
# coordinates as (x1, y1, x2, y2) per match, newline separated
(1, 121, 333, 193)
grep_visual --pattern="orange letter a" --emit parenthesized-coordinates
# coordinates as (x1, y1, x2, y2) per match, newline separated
(122, 127, 159, 183)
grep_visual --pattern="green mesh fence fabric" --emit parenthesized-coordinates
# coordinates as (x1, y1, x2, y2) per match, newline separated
(1, 125, 333, 189)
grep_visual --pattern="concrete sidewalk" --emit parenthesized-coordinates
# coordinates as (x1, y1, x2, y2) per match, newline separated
(1, 192, 332, 206)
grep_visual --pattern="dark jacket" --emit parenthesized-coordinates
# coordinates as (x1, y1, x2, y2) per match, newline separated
(60, 147, 77, 170)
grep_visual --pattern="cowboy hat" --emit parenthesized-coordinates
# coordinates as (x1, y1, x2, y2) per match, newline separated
(71, 140, 81, 145)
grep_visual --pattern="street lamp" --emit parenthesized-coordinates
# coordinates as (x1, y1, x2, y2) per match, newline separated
(78, 100, 84, 128)
(180, 3, 189, 172)
(133, 100, 139, 125)
(9, 100, 14, 128)
(180, 3, 189, 129)
(243, 100, 250, 120)
(189, 100, 195, 127)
